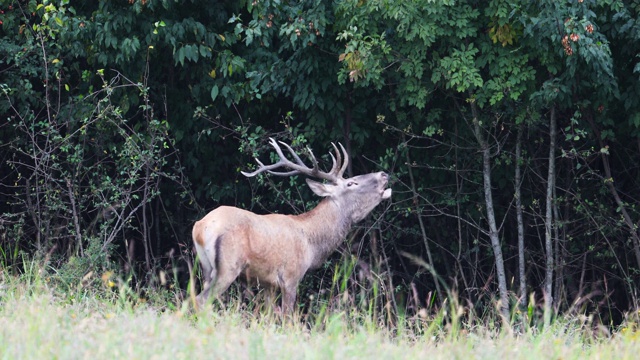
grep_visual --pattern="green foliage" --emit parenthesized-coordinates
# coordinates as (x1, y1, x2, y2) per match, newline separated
(433, 43, 484, 93)
(1, 1, 187, 281)
(3, 0, 640, 328)
(3, 71, 178, 270)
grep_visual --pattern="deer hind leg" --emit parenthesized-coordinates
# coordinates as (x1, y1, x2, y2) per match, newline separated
(203, 243, 246, 307)
(195, 267, 217, 309)
(194, 232, 222, 309)
(196, 265, 244, 310)
(196, 233, 246, 310)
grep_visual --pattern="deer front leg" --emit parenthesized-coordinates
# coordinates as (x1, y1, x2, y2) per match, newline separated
(279, 261, 309, 313)
(281, 284, 298, 314)
(280, 273, 305, 314)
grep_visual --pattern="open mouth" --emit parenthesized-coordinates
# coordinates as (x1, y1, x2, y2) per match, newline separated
(380, 173, 392, 199)
(382, 188, 392, 199)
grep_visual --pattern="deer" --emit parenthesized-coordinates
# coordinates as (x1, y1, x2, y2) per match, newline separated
(192, 138, 392, 312)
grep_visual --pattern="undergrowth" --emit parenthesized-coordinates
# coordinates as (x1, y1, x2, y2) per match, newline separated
(2, 261, 640, 359)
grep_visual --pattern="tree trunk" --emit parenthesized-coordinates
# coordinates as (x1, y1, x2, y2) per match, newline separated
(586, 116, 640, 271)
(454, 117, 471, 298)
(515, 124, 526, 307)
(405, 145, 444, 304)
(142, 164, 152, 272)
(599, 142, 640, 271)
(553, 185, 563, 309)
(544, 106, 557, 327)
(470, 101, 510, 320)
(343, 94, 354, 177)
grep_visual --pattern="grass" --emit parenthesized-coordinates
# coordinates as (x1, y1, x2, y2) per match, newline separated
(2, 269, 640, 359)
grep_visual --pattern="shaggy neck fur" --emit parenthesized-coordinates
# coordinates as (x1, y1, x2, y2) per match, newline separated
(295, 198, 353, 268)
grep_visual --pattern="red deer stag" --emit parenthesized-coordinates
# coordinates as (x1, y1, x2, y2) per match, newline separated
(192, 138, 392, 312)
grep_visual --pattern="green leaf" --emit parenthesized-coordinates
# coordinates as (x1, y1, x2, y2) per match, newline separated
(210, 85, 219, 102)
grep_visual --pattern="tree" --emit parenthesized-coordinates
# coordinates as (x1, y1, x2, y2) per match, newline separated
(3, 0, 640, 326)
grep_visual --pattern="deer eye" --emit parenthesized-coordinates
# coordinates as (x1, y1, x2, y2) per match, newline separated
(347, 181, 357, 187)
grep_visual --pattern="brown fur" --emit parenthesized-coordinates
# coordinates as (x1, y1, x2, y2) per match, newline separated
(193, 150, 391, 312)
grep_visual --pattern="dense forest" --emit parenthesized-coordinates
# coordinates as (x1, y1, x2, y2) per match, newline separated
(2, 0, 640, 326)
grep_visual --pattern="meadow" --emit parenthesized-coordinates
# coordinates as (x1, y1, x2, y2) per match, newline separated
(1, 268, 640, 360)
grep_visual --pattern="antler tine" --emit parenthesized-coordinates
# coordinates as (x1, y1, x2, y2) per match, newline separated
(268, 137, 290, 164)
(278, 140, 319, 172)
(298, 144, 341, 182)
(272, 139, 330, 178)
(328, 143, 341, 176)
(327, 142, 349, 178)
(242, 138, 341, 181)
(241, 139, 295, 177)
(337, 142, 349, 178)
(304, 146, 321, 171)
(241, 158, 299, 177)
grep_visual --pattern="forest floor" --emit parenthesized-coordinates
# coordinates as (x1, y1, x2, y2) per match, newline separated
(1, 271, 640, 359)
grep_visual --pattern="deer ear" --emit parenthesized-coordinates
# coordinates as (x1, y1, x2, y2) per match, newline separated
(306, 179, 333, 197)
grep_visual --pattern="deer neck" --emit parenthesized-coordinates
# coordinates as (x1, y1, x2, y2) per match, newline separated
(295, 198, 351, 268)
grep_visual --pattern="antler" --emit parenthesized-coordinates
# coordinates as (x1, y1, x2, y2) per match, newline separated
(241, 138, 349, 183)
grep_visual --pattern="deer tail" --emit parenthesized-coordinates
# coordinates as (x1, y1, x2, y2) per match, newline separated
(193, 225, 218, 286)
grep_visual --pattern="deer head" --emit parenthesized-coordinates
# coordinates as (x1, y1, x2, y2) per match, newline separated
(242, 138, 392, 221)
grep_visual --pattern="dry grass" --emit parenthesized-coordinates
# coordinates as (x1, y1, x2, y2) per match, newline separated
(1, 272, 640, 359)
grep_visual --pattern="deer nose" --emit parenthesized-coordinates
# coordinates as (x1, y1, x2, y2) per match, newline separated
(380, 172, 389, 181)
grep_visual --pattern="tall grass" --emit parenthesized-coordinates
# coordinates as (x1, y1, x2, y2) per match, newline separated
(2, 264, 640, 359)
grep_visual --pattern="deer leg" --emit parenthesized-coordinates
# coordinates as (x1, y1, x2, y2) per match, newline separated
(194, 233, 219, 309)
(196, 268, 217, 309)
(280, 282, 298, 313)
(277, 265, 305, 314)
(206, 258, 245, 306)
